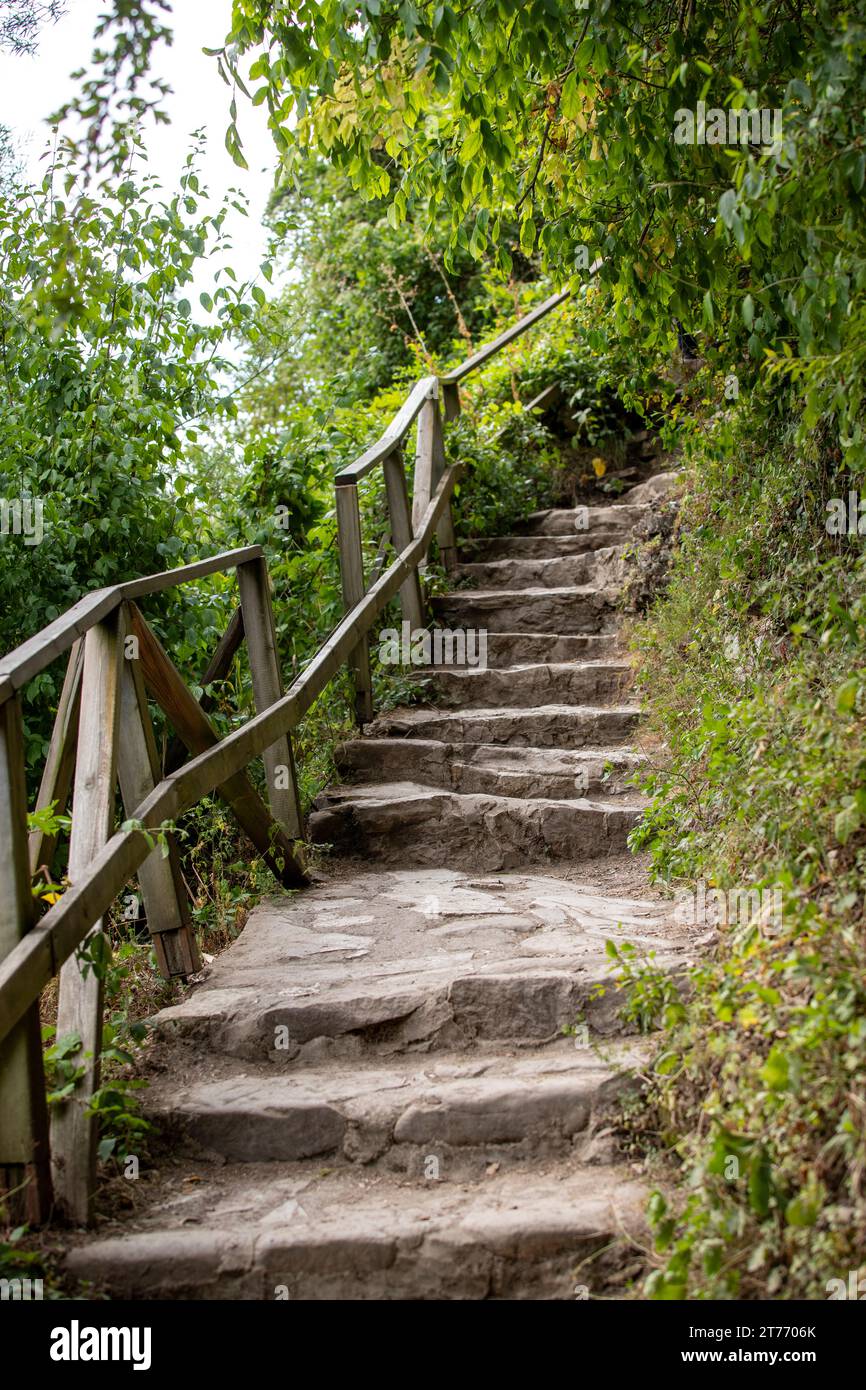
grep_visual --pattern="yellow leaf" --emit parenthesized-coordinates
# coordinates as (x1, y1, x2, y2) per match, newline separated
(592, 457, 607, 477)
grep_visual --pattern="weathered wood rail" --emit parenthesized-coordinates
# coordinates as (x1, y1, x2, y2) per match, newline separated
(0, 287, 570, 1226)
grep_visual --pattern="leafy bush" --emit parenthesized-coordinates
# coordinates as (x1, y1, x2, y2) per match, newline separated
(628, 389, 866, 1299)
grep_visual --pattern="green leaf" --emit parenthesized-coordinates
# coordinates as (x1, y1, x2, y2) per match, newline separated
(760, 1046, 789, 1091)
(654, 1050, 681, 1075)
(560, 71, 580, 121)
(462, 128, 483, 163)
(702, 290, 714, 328)
(834, 803, 861, 846)
(835, 677, 859, 714)
(748, 1147, 772, 1217)
(718, 189, 738, 230)
(785, 1188, 821, 1227)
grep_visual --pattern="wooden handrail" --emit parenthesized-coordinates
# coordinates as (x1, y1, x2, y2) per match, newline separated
(1, 281, 577, 704)
(440, 288, 571, 385)
(334, 377, 439, 484)
(0, 282, 570, 1225)
(0, 546, 265, 707)
(332, 290, 572, 485)
(0, 462, 461, 1050)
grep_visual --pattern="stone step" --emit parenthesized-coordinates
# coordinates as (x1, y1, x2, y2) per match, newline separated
(519, 504, 649, 537)
(456, 631, 620, 666)
(618, 470, 680, 505)
(309, 781, 644, 868)
(152, 867, 684, 1063)
(336, 738, 645, 799)
(368, 702, 641, 748)
(64, 1163, 648, 1300)
(432, 586, 619, 635)
(418, 660, 631, 709)
(455, 547, 626, 591)
(146, 1041, 642, 1168)
(461, 531, 631, 563)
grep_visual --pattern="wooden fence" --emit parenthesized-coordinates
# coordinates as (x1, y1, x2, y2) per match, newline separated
(0, 287, 569, 1226)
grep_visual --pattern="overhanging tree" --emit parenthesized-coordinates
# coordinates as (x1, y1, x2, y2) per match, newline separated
(215, 1, 866, 461)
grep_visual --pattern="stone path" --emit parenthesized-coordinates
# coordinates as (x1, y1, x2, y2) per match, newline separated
(66, 471, 690, 1300)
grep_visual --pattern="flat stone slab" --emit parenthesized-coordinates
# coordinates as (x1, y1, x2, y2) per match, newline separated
(310, 781, 644, 867)
(153, 867, 689, 1060)
(369, 702, 641, 748)
(337, 738, 646, 799)
(456, 546, 627, 590)
(618, 471, 680, 505)
(433, 585, 621, 635)
(479, 631, 619, 665)
(460, 531, 633, 561)
(145, 1040, 645, 1164)
(65, 1163, 648, 1299)
(521, 504, 649, 536)
(421, 660, 631, 708)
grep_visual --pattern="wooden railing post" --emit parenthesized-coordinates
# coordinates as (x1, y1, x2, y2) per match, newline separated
(0, 695, 52, 1224)
(335, 481, 374, 725)
(442, 381, 461, 422)
(411, 395, 436, 537)
(383, 447, 426, 632)
(116, 626, 201, 980)
(28, 639, 83, 877)
(51, 610, 125, 1224)
(430, 396, 459, 573)
(413, 391, 458, 573)
(237, 557, 304, 840)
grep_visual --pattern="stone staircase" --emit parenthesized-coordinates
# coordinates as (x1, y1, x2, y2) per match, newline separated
(309, 502, 645, 872)
(64, 473, 689, 1301)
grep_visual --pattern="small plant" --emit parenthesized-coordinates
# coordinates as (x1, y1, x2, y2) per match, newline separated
(0, 1225, 43, 1288)
(42, 1027, 85, 1105)
(44, 936, 156, 1169)
(605, 940, 685, 1034)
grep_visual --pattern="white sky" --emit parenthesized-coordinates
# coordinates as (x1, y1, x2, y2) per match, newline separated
(0, 0, 280, 294)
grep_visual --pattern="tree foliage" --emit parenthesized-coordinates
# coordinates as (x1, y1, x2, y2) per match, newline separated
(259, 159, 521, 402)
(0, 0, 65, 56)
(0, 131, 275, 765)
(220, 2, 866, 462)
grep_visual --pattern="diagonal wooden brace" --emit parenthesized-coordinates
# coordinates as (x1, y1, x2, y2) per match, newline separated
(116, 632, 201, 980)
(164, 607, 245, 777)
(127, 604, 308, 889)
(28, 638, 84, 877)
